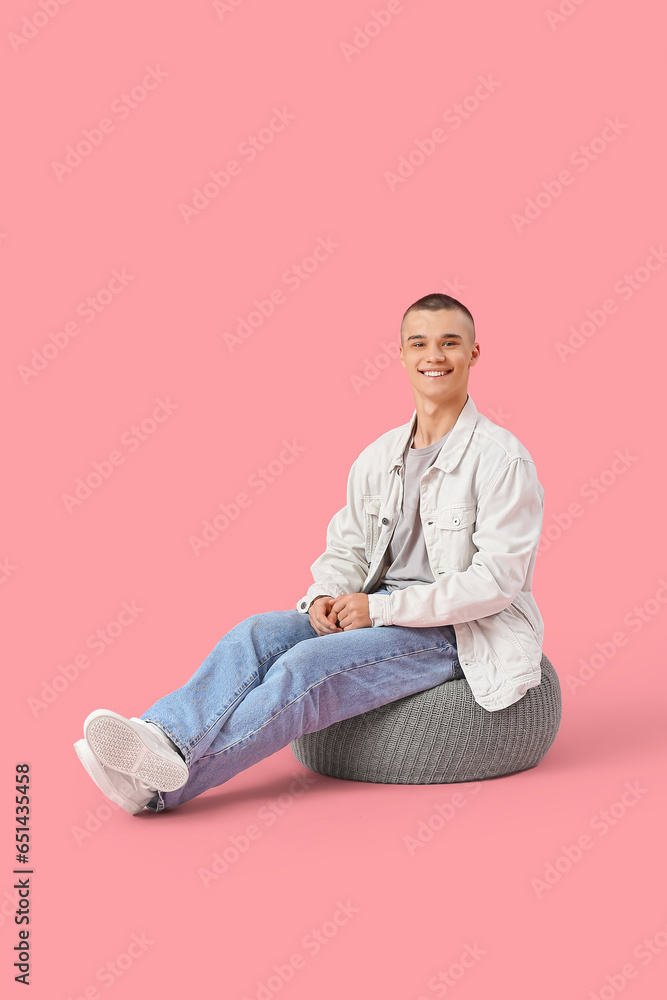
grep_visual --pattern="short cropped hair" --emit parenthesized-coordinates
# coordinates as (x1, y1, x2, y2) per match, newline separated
(401, 293, 475, 343)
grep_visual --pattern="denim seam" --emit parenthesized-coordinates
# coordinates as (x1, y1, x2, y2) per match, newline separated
(188, 643, 296, 756)
(200, 641, 453, 758)
(142, 643, 297, 766)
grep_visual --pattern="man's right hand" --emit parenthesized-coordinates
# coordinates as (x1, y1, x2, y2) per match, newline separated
(308, 596, 344, 637)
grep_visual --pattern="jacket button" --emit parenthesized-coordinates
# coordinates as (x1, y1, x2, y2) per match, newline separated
(452, 516, 460, 525)
(427, 521, 433, 525)
(381, 517, 389, 525)
(300, 602, 306, 609)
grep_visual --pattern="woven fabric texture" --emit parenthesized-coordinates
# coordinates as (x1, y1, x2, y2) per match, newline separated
(290, 654, 561, 783)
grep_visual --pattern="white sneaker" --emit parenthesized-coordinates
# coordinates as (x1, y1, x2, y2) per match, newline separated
(83, 709, 189, 792)
(73, 739, 157, 815)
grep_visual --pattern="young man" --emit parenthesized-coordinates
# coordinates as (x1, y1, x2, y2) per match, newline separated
(74, 293, 545, 815)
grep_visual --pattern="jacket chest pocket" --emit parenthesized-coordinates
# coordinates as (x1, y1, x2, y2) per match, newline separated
(435, 503, 477, 570)
(363, 496, 382, 562)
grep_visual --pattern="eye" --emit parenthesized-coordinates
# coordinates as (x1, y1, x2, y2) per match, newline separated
(412, 341, 456, 347)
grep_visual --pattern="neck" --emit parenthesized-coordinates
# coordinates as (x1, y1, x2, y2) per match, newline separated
(411, 391, 468, 448)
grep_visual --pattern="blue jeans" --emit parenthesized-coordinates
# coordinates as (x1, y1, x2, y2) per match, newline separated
(140, 589, 464, 811)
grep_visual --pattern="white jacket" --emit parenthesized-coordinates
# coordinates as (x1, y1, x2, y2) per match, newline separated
(295, 394, 546, 711)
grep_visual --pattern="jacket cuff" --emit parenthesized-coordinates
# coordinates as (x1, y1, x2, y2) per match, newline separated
(296, 584, 344, 614)
(367, 592, 392, 627)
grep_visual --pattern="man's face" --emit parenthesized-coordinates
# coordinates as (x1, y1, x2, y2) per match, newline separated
(399, 308, 479, 400)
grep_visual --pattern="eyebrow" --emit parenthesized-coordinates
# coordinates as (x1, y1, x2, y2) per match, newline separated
(405, 333, 464, 342)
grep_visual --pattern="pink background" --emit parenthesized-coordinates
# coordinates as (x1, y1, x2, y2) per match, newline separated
(3, 1, 666, 997)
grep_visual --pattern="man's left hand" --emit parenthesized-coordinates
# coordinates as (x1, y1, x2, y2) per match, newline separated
(330, 593, 372, 630)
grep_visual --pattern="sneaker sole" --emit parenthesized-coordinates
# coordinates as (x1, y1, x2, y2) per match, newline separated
(83, 710, 189, 792)
(73, 739, 147, 815)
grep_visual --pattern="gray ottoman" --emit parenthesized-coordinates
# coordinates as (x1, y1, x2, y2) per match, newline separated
(290, 653, 561, 783)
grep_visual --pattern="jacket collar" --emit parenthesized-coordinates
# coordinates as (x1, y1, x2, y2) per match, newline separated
(388, 393, 479, 473)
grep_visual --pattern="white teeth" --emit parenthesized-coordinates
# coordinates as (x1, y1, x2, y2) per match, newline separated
(420, 370, 451, 377)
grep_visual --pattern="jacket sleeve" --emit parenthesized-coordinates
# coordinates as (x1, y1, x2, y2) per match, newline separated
(295, 457, 370, 614)
(367, 457, 544, 628)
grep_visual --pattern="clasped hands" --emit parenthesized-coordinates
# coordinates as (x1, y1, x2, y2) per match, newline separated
(308, 593, 372, 636)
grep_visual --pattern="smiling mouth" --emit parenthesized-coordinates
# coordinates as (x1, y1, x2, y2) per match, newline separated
(419, 369, 453, 378)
